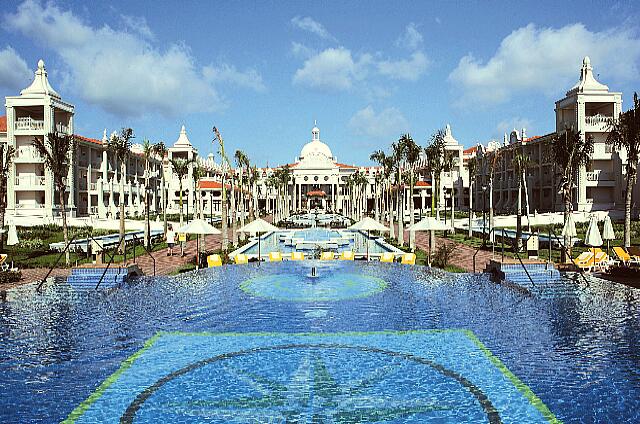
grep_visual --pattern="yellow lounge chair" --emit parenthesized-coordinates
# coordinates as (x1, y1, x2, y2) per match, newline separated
(574, 251, 593, 266)
(380, 252, 395, 263)
(593, 251, 610, 271)
(269, 252, 283, 262)
(0, 254, 8, 271)
(234, 254, 249, 264)
(339, 251, 355, 261)
(401, 253, 416, 265)
(613, 247, 640, 266)
(291, 252, 305, 261)
(207, 254, 222, 267)
(320, 252, 334, 260)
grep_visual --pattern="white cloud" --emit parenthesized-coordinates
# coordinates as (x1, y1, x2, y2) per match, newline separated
(449, 23, 640, 106)
(291, 16, 336, 41)
(396, 23, 423, 50)
(203, 63, 266, 92)
(121, 14, 154, 40)
(377, 51, 429, 81)
(0, 46, 32, 91)
(349, 105, 409, 138)
(290, 41, 315, 59)
(4, 0, 264, 117)
(293, 47, 370, 91)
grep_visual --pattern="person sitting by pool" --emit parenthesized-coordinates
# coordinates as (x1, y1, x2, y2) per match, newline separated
(166, 225, 176, 256)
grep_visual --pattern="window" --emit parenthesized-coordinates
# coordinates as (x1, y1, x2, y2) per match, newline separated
(314, 176, 319, 182)
(324, 176, 329, 181)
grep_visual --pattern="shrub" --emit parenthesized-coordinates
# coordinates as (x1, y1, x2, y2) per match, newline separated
(0, 270, 22, 285)
(431, 243, 458, 269)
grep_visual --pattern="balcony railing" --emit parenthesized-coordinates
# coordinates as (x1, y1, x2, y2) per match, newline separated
(90, 182, 97, 191)
(585, 115, 614, 126)
(15, 175, 46, 186)
(15, 203, 46, 209)
(14, 146, 42, 160)
(15, 117, 45, 131)
(586, 170, 614, 182)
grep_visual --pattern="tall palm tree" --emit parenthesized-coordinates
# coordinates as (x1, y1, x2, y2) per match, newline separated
(607, 92, 640, 247)
(551, 126, 594, 260)
(513, 153, 531, 252)
(0, 144, 15, 251)
(466, 156, 478, 238)
(249, 165, 258, 220)
(141, 139, 153, 249)
(278, 165, 292, 220)
(213, 126, 231, 250)
(234, 150, 249, 229)
(401, 135, 420, 249)
(425, 129, 446, 218)
(169, 157, 195, 226)
(32, 132, 76, 264)
(152, 142, 168, 234)
(392, 138, 406, 246)
(107, 128, 134, 253)
(192, 163, 206, 219)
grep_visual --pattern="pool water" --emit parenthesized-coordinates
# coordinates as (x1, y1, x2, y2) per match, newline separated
(1, 262, 639, 423)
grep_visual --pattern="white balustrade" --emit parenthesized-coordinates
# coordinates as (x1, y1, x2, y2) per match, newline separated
(15, 175, 46, 186)
(14, 117, 45, 131)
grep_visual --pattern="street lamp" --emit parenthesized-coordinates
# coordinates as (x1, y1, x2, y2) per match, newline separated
(481, 185, 487, 247)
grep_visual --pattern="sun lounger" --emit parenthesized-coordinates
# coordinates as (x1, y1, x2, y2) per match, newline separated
(234, 254, 249, 264)
(380, 252, 395, 263)
(207, 254, 222, 267)
(0, 254, 8, 272)
(320, 252, 334, 260)
(291, 252, 304, 261)
(613, 247, 640, 266)
(269, 252, 283, 262)
(339, 251, 355, 260)
(401, 253, 416, 265)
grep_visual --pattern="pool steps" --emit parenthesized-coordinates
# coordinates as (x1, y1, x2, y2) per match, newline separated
(487, 260, 562, 292)
(65, 266, 142, 290)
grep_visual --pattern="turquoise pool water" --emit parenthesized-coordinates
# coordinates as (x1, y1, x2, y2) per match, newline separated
(1, 261, 639, 422)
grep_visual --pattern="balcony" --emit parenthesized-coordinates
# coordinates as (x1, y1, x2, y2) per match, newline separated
(14, 117, 45, 132)
(586, 170, 615, 186)
(14, 175, 46, 189)
(585, 115, 614, 132)
(14, 146, 43, 162)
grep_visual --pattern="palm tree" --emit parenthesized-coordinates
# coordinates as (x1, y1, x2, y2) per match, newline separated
(141, 139, 153, 249)
(107, 128, 134, 253)
(513, 152, 531, 252)
(32, 132, 76, 264)
(249, 165, 258, 220)
(551, 126, 594, 260)
(425, 129, 446, 218)
(607, 92, 640, 247)
(392, 138, 407, 246)
(169, 157, 195, 226)
(192, 163, 207, 219)
(234, 150, 249, 230)
(213, 126, 231, 250)
(466, 156, 478, 238)
(0, 144, 15, 251)
(152, 142, 168, 234)
(401, 135, 420, 249)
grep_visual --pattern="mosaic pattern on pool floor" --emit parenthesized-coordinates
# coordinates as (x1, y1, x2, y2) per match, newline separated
(66, 330, 559, 423)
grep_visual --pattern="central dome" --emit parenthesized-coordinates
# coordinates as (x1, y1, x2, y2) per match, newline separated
(299, 123, 333, 160)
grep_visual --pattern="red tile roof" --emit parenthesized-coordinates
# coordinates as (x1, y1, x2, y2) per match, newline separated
(199, 180, 226, 189)
(463, 146, 479, 154)
(0, 115, 6, 132)
(523, 136, 542, 143)
(74, 134, 102, 145)
(336, 162, 357, 169)
(415, 180, 432, 187)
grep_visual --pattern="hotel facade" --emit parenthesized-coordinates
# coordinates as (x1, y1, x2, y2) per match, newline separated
(0, 57, 635, 225)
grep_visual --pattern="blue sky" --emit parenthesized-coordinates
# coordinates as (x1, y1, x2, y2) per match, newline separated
(1, 0, 639, 166)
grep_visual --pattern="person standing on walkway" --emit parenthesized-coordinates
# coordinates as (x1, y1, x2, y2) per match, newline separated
(166, 225, 175, 256)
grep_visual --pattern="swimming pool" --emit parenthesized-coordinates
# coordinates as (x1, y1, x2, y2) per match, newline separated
(0, 262, 639, 422)
(238, 228, 398, 256)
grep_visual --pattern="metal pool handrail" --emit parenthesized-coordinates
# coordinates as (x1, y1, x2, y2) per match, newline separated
(130, 233, 156, 276)
(36, 233, 80, 293)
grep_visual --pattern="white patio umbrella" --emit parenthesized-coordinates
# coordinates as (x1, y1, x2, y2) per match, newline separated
(6, 224, 18, 246)
(561, 213, 577, 239)
(407, 217, 452, 265)
(584, 214, 603, 270)
(602, 215, 615, 255)
(239, 218, 278, 262)
(176, 219, 221, 269)
(349, 217, 389, 260)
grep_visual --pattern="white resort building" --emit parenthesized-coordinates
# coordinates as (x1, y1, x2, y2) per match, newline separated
(0, 57, 636, 225)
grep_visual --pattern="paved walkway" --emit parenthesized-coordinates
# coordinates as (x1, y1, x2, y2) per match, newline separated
(389, 222, 494, 272)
